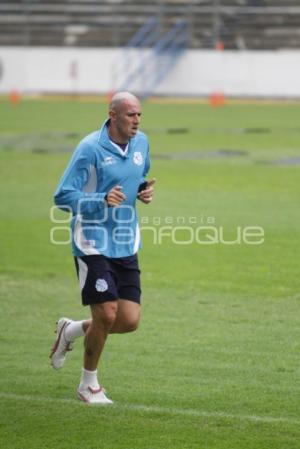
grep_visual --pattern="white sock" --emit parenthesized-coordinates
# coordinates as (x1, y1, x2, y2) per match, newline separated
(79, 368, 100, 390)
(65, 320, 85, 341)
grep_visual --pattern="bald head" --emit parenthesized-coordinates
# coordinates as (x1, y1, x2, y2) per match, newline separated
(109, 91, 140, 112)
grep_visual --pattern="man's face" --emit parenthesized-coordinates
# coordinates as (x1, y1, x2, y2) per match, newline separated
(110, 98, 142, 142)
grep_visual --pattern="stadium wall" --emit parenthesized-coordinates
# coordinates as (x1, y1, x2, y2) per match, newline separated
(0, 47, 300, 98)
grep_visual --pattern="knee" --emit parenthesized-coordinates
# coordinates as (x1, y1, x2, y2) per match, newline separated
(128, 318, 140, 332)
(126, 316, 140, 332)
(102, 302, 118, 329)
(92, 302, 118, 330)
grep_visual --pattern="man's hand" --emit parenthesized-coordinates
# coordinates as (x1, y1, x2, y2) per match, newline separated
(106, 185, 127, 207)
(138, 178, 156, 204)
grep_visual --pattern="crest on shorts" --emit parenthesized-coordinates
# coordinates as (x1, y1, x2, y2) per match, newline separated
(95, 278, 108, 292)
(133, 151, 143, 166)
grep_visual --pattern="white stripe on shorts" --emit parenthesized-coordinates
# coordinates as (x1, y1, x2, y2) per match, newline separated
(77, 257, 88, 291)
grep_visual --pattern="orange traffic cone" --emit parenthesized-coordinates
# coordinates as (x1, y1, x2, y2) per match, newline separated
(209, 92, 225, 107)
(106, 90, 116, 103)
(9, 89, 22, 105)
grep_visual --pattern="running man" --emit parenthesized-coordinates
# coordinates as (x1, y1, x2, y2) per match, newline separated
(50, 92, 155, 404)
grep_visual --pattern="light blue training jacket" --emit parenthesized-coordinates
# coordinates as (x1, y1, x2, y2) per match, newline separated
(54, 119, 150, 258)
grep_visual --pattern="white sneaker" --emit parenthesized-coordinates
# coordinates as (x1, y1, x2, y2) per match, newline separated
(77, 386, 113, 405)
(50, 317, 74, 370)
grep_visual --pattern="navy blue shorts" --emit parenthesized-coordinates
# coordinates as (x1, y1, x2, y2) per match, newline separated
(74, 254, 141, 306)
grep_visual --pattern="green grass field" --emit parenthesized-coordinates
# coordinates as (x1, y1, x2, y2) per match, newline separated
(1, 97, 300, 449)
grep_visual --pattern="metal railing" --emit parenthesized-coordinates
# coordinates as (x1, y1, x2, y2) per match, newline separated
(111, 17, 188, 97)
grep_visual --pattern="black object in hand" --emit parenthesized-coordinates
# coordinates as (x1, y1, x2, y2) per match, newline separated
(138, 181, 148, 193)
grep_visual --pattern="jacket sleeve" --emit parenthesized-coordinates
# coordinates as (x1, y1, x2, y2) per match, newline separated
(54, 142, 106, 215)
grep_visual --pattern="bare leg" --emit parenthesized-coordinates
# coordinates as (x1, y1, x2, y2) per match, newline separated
(110, 300, 140, 333)
(81, 299, 140, 336)
(84, 301, 118, 371)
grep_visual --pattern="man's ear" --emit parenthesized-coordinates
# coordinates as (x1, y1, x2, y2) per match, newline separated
(109, 109, 116, 122)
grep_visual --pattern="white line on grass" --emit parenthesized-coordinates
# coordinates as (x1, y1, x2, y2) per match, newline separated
(0, 392, 298, 426)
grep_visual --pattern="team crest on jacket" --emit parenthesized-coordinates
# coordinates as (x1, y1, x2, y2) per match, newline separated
(133, 151, 143, 166)
(95, 279, 108, 292)
(102, 156, 116, 166)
